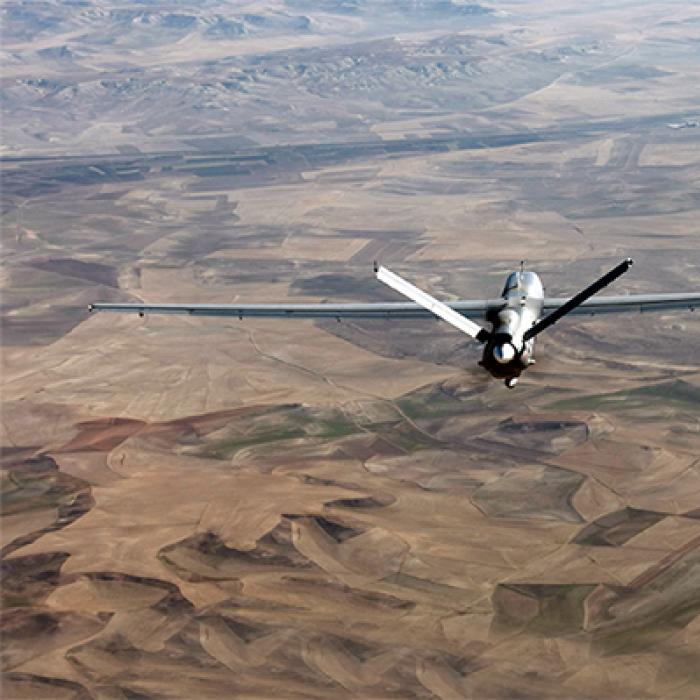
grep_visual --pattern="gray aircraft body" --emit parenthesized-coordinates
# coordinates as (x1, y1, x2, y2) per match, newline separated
(90, 258, 700, 387)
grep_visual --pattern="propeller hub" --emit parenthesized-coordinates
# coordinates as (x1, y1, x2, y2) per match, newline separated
(493, 343, 516, 364)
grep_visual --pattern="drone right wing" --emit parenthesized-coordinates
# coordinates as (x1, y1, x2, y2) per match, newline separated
(543, 292, 700, 316)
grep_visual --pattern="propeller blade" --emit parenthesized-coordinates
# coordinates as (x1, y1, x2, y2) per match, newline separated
(375, 264, 490, 342)
(523, 258, 634, 341)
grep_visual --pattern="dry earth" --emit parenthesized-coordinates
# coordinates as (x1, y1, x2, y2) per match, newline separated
(2, 1, 700, 698)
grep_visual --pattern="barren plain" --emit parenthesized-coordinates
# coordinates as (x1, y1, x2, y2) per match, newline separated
(2, 1, 700, 698)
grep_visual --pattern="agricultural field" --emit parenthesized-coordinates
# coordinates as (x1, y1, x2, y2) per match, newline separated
(2, 1, 700, 697)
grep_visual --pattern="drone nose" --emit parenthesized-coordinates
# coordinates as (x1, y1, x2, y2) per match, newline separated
(493, 344, 515, 364)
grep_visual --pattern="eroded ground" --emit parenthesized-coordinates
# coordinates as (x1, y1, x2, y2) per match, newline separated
(2, 1, 700, 698)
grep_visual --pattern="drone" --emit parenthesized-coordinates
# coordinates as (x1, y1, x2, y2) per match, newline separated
(90, 258, 699, 388)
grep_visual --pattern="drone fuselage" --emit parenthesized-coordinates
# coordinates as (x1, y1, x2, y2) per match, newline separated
(480, 270, 544, 384)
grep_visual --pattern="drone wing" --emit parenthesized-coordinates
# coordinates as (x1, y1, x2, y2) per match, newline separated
(89, 299, 499, 321)
(543, 292, 700, 316)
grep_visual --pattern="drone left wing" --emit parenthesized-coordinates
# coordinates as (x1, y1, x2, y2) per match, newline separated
(89, 299, 497, 321)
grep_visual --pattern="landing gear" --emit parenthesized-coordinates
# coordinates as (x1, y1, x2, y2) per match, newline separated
(505, 377, 518, 389)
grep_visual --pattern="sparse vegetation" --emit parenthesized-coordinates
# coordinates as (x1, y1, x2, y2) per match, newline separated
(547, 379, 700, 413)
(2, 0, 700, 697)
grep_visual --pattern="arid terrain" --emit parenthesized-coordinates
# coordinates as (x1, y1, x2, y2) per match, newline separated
(2, 1, 700, 698)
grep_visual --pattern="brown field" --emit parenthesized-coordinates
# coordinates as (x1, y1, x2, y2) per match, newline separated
(2, 1, 700, 698)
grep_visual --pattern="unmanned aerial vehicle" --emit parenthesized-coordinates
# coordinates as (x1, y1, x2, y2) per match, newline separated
(90, 258, 700, 387)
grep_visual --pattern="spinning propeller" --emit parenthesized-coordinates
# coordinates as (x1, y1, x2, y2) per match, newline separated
(523, 257, 634, 341)
(375, 258, 635, 347)
(374, 263, 491, 343)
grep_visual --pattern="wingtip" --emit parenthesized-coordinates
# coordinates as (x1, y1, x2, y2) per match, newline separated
(373, 260, 379, 273)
